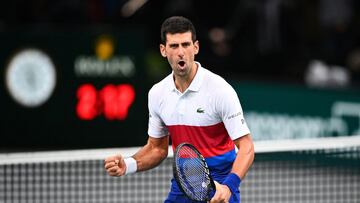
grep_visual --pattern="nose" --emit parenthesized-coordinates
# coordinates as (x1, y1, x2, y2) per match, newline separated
(178, 46, 185, 57)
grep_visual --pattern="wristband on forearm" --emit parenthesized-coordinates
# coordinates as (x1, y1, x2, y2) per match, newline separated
(124, 157, 137, 175)
(223, 173, 241, 194)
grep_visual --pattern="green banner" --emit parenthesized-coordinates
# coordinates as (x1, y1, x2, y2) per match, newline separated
(231, 81, 360, 141)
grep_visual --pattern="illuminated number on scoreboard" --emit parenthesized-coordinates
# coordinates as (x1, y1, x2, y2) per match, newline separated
(76, 84, 135, 120)
(76, 84, 98, 120)
(99, 84, 135, 120)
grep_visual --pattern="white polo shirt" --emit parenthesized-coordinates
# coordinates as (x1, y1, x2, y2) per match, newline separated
(148, 62, 250, 166)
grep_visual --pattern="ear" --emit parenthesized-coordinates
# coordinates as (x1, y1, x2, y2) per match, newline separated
(159, 44, 166, 57)
(194, 40, 199, 55)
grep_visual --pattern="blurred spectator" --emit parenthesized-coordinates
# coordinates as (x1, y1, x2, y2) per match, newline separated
(203, 0, 303, 81)
(317, 0, 353, 66)
(307, 0, 360, 88)
(347, 49, 360, 86)
(305, 59, 350, 88)
(0, 0, 360, 88)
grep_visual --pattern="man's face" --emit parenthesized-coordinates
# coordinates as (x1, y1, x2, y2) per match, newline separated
(160, 32, 199, 78)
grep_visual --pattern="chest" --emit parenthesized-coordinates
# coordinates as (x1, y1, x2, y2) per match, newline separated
(158, 91, 221, 126)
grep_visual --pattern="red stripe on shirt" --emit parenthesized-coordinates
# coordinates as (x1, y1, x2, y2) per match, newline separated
(167, 122, 234, 158)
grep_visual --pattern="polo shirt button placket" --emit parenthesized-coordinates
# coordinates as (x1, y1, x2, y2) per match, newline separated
(177, 95, 186, 116)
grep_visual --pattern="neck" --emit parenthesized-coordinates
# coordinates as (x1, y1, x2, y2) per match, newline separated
(174, 63, 198, 93)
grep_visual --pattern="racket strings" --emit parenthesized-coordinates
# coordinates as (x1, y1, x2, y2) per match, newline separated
(175, 145, 212, 201)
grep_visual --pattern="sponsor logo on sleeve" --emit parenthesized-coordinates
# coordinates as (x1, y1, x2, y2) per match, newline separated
(228, 112, 242, 120)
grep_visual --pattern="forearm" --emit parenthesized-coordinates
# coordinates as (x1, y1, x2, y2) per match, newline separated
(231, 134, 255, 180)
(210, 135, 254, 202)
(132, 136, 169, 172)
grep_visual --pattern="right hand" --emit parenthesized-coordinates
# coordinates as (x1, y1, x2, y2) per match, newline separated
(209, 181, 231, 203)
(104, 154, 126, 176)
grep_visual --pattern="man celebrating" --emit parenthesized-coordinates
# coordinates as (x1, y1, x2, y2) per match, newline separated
(105, 16, 254, 203)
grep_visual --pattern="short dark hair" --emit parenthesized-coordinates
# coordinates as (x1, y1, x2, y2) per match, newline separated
(160, 16, 197, 45)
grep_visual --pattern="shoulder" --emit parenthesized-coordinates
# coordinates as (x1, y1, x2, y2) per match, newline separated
(148, 73, 172, 99)
(202, 67, 236, 95)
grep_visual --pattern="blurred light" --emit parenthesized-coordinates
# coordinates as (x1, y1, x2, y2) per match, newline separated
(208, 27, 231, 57)
(76, 84, 98, 120)
(121, 0, 148, 18)
(76, 83, 135, 121)
(305, 60, 350, 88)
(99, 84, 135, 120)
(5, 48, 57, 108)
(209, 28, 226, 44)
(95, 35, 115, 61)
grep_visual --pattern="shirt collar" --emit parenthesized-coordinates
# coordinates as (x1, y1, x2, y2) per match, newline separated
(187, 62, 203, 92)
(168, 61, 204, 92)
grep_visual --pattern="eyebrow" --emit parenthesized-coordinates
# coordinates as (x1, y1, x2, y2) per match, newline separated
(168, 41, 192, 47)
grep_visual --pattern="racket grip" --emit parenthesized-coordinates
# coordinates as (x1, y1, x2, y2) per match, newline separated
(208, 188, 216, 200)
(223, 173, 241, 194)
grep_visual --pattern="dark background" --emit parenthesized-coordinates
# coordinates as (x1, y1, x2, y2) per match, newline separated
(1, 0, 360, 152)
(2, 0, 360, 83)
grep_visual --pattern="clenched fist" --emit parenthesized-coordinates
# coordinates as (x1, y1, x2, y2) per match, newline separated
(104, 154, 126, 176)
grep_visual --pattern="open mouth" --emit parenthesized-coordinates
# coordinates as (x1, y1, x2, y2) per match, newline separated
(178, 61, 185, 68)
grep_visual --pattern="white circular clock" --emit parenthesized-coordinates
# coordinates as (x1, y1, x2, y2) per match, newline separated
(5, 48, 57, 107)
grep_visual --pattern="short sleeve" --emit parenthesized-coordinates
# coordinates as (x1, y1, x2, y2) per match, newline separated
(147, 87, 168, 138)
(216, 84, 250, 140)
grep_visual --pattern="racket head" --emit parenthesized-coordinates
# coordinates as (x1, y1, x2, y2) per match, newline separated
(173, 143, 215, 201)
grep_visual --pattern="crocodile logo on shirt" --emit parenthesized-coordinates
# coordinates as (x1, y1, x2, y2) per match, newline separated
(196, 108, 205, 113)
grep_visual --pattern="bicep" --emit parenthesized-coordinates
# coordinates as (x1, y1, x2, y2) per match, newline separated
(147, 135, 169, 153)
(138, 135, 169, 159)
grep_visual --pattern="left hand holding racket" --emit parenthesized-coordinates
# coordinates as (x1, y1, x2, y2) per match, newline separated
(173, 143, 216, 201)
(173, 143, 233, 203)
(173, 142, 237, 203)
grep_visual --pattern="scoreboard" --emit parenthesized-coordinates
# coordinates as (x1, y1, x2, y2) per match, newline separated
(0, 27, 153, 150)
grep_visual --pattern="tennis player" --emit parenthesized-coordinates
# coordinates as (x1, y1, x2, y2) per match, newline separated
(104, 16, 254, 203)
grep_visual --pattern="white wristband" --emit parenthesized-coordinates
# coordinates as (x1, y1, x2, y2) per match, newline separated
(124, 157, 137, 175)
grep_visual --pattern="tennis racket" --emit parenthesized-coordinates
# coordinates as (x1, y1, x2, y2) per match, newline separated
(173, 143, 216, 201)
